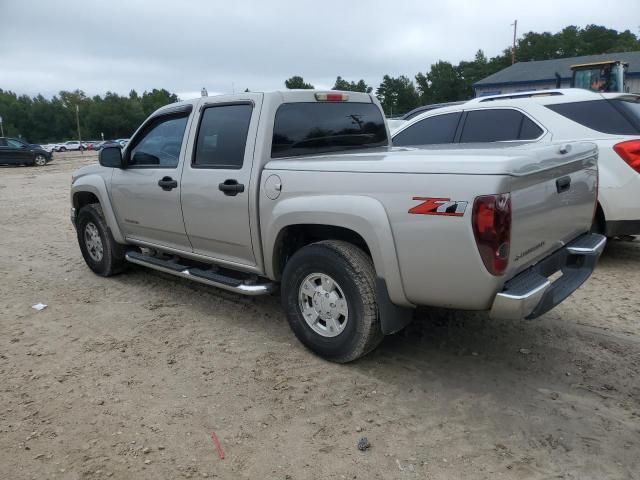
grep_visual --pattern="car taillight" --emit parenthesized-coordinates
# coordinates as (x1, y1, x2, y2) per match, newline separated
(613, 139, 640, 173)
(472, 193, 511, 276)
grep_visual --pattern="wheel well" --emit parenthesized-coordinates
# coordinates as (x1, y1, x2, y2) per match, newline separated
(74, 191, 100, 211)
(273, 224, 371, 280)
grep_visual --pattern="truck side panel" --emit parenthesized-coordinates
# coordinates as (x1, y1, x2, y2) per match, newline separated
(261, 170, 506, 309)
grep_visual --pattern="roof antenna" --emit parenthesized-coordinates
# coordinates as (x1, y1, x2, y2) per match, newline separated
(201, 87, 208, 97)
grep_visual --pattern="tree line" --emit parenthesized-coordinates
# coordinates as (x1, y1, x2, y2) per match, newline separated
(1, 24, 638, 142)
(0, 88, 178, 144)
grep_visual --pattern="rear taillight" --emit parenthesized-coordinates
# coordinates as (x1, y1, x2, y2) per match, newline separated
(472, 193, 511, 276)
(613, 140, 640, 173)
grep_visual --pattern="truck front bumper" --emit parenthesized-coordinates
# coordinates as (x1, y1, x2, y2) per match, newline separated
(490, 233, 606, 321)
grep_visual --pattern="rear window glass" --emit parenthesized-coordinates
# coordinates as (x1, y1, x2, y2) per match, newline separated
(611, 98, 640, 131)
(460, 109, 537, 143)
(393, 112, 462, 146)
(546, 100, 640, 135)
(271, 102, 387, 158)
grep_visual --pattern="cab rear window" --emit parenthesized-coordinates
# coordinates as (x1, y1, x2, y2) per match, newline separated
(271, 102, 387, 158)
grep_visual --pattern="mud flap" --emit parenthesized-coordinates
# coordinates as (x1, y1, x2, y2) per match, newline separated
(376, 278, 414, 335)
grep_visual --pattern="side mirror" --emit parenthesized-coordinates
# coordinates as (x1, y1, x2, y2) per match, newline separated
(99, 146, 124, 168)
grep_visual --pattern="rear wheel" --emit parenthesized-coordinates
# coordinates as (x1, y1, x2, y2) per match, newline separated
(281, 240, 383, 363)
(76, 203, 126, 276)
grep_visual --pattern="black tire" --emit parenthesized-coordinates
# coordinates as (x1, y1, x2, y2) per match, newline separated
(60, 147, 67, 152)
(76, 203, 127, 276)
(281, 240, 383, 363)
(33, 154, 47, 167)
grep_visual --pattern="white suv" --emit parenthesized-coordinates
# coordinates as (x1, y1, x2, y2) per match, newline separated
(392, 89, 640, 236)
(56, 141, 86, 152)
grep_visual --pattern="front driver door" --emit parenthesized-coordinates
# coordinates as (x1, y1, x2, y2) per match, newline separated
(110, 109, 193, 252)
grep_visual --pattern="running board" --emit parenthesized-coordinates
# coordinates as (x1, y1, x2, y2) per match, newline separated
(125, 251, 275, 296)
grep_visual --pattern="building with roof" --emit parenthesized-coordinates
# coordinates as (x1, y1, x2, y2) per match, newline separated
(473, 51, 640, 97)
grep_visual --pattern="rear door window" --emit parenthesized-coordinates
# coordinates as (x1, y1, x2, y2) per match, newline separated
(546, 100, 640, 135)
(460, 109, 540, 142)
(272, 102, 387, 158)
(392, 112, 462, 146)
(193, 104, 253, 169)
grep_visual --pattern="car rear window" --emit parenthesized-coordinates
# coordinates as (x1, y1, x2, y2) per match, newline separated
(271, 102, 387, 158)
(546, 100, 640, 135)
(611, 98, 640, 131)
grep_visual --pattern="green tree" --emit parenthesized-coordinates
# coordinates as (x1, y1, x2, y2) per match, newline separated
(375, 75, 419, 116)
(332, 76, 373, 93)
(284, 76, 314, 89)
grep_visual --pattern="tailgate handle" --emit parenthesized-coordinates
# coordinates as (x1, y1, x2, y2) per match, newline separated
(556, 176, 571, 193)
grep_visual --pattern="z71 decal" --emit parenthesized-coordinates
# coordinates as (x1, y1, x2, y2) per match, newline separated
(408, 197, 468, 216)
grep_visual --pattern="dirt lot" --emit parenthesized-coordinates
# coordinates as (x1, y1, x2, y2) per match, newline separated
(1, 153, 639, 480)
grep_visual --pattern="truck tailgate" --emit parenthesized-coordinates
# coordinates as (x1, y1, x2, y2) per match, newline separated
(506, 142, 598, 277)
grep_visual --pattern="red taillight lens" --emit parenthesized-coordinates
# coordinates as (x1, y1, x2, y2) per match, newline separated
(472, 193, 511, 276)
(613, 139, 640, 173)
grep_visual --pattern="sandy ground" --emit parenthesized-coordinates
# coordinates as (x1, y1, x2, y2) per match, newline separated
(1, 153, 639, 480)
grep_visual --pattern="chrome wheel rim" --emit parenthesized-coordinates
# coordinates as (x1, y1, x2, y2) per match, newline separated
(298, 273, 348, 337)
(84, 222, 104, 262)
(35, 155, 46, 166)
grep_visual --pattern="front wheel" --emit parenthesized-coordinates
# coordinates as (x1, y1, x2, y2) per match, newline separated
(59, 147, 67, 152)
(76, 204, 126, 276)
(33, 155, 47, 166)
(281, 240, 383, 363)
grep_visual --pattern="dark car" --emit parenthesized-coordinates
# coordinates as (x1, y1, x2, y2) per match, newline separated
(0, 137, 52, 166)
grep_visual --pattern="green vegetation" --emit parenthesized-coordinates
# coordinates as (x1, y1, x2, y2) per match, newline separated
(0, 88, 177, 143)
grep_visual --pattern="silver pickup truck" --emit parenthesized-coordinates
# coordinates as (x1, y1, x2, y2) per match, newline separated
(70, 90, 605, 362)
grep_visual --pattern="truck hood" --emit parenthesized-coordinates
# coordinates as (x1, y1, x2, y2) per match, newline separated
(265, 142, 598, 177)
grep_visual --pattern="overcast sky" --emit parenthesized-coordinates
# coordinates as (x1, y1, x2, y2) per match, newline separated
(1, 0, 639, 100)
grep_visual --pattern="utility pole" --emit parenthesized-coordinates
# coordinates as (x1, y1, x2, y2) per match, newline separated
(511, 19, 518, 65)
(76, 104, 83, 155)
(0, 115, 4, 137)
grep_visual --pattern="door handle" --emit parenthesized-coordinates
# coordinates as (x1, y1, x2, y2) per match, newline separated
(158, 176, 178, 191)
(218, 179, 245, 196)
(556, 176, 571, 193)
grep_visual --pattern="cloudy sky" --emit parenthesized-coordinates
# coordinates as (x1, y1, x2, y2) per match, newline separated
(1, 0, 639, 100)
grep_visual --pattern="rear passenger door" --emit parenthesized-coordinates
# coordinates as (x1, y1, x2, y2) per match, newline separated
(180, 94, 262, 267)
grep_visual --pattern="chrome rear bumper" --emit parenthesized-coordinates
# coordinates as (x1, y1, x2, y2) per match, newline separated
(490, 233, 606, 320)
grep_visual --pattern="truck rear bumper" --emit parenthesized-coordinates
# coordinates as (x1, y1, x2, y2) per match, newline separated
(490, 233, 606, 321)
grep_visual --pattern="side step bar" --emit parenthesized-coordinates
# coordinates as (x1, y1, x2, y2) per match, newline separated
(125, 251, 276, 296)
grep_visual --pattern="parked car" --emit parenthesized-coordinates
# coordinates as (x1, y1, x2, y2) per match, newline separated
(115, 138, 129, 148)
(392, 89, 640, 237)
(70, 90, 604, 362)
(56, 140, 86, 152)
(0, 137, 52, 166)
